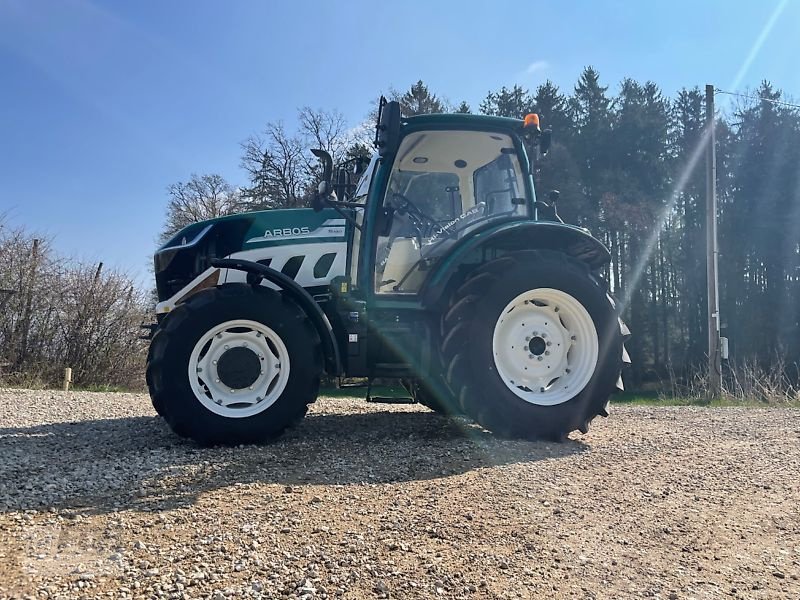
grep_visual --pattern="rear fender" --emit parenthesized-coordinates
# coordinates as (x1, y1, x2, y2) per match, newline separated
(421, 221, 611, 307)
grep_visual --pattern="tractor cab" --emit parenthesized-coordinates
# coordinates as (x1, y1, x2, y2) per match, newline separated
(314, 100, 551, 300)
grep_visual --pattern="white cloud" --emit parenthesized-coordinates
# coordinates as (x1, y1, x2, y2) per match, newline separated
(525, 60, 549, 75)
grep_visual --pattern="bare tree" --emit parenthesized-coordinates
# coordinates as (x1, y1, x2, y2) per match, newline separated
(0, 217, 149, 389)
(240, 122, 306, 209)
(241, 108, 358, 209)
(161, 174, 242, 241)
(298, 106, 350, 161)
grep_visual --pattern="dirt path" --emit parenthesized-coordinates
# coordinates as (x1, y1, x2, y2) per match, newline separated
(1, 389, 798, 599)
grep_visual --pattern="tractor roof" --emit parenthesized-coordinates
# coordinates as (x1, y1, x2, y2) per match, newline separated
(404, 113, 524, 130)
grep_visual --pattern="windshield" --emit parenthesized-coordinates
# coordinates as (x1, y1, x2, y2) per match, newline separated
(375, 130, 528, 294)
(353, 155, 378, 201)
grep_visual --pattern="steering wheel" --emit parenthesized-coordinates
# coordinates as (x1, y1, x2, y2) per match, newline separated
(390, 193, 438, 238)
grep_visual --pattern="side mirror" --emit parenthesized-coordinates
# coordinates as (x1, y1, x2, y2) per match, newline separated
(539, 130, 552, 156)
(311, 148, 334, 213)
(375, 98, 401, 157)
(333, 167, 349, 203)
(312, 181, 330, 212)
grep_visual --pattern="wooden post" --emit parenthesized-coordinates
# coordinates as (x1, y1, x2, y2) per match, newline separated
(63, 368, 72, 392)
(705, 84, 722, 399)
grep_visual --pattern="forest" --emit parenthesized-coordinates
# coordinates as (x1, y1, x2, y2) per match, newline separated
(2, 67, 799, 395)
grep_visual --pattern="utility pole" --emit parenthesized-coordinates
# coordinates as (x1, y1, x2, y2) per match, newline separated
(705, 84, 722, 398)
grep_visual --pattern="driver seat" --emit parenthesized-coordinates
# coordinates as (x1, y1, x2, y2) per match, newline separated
(378, 238, 423, 293)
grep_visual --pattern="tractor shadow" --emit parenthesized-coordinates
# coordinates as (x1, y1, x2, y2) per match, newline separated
(0, 405, 588, 515)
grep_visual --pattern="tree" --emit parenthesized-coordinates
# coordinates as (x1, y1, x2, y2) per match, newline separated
(724, 81, 800, 360)
(455, 101, 471, 114)
(672, 87, 707, 365)
(241, 108, 358, 209)
(161, 174, 242, 241)
(479, 85, 533, 118)
(533, 80, 572, 138)
(568, 67, 613, 230)
(240, 122, 306, 210)
(399, 80, 446, 116)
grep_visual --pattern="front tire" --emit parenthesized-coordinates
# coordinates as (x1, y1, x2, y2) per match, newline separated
(146, 284, 321, 446)
(440, 250, 627, 440)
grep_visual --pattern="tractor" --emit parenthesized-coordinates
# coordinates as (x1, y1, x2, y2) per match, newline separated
(146, 100, 630, 445)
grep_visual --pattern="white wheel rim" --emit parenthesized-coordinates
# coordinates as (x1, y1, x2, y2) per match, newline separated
(188, 319, 290, 418)
(492, 288, 598, 406)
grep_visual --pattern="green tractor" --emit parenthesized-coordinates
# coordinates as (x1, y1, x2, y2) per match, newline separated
(146, 100, 630, 445)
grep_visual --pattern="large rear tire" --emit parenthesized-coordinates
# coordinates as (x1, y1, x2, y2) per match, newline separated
(440, 250, 627, 440)
(146, 284, 321, 446)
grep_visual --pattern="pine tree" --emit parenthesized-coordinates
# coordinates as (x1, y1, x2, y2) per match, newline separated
(533, 80, 572, 138)
(399, 81, 446, 116)
(479, 85, 533, 118)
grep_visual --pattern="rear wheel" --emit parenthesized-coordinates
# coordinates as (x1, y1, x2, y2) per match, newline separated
(146, 284, 321, 446)
(440, 250, 627, 440)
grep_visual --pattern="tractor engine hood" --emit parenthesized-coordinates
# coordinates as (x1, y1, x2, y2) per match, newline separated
(154, 208, 348, 314)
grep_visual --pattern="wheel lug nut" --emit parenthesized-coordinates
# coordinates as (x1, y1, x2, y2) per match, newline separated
(537, 356, 543, 361)
(249, 386, 254, 390)
(546, 341, 552, 346)
(566, 368, 571, 373)
(212, 360, 217, 365)
(528, 354, 534, 359)
(545, 351, 550, 356)
(540, 387, 545, 393)
(554, 307, 560, 312)
(571, 335, 577, 341)
(224, 345, 229, 349)
(525, 336, 531, 341)
(215, 379, 220, 383)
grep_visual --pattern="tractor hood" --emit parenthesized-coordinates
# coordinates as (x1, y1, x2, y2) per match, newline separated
(154, 208, 348, 312)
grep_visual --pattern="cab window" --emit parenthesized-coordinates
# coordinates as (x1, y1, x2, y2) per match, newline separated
(375, 130, 527, 294)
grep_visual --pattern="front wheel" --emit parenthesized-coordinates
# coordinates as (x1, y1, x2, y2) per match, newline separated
(441, 250, 628, 440)
(146, 284, 321, 446)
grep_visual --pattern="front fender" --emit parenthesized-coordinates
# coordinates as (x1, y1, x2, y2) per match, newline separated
(211, 258, 342, 376)
(420, 220, 610, 307)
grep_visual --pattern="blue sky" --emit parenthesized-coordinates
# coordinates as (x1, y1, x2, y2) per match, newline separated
(1, 0, 798, 285)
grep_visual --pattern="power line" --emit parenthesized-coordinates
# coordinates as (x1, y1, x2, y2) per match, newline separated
(714, 88, 800, 110)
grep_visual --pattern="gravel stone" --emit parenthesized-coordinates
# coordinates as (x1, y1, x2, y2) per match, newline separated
(1, 388, 799, 598)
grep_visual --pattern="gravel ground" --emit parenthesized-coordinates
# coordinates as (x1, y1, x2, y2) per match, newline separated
(0, 389, 799, 600)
